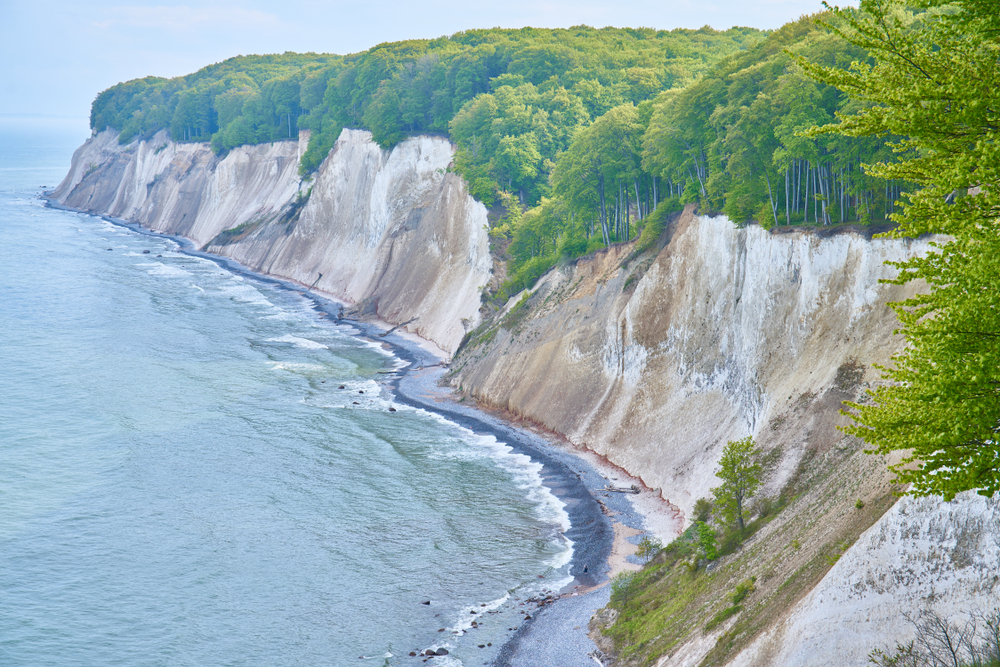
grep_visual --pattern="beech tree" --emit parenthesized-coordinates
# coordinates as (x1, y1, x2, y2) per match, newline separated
(711, 436, 763, 533)
(804, 0, 1000, 500)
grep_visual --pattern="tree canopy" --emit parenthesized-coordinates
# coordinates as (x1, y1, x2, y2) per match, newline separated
(89, 14, 927, 305)
(808, 0, 1000, 500)
(711, 436, 763, 533)
(89, 26, 763, 179)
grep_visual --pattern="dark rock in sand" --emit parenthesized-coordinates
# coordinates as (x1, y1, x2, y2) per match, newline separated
(338, 385, 346, 389)
(421, 600, 430, 605)
(142, 249, 150, 253)
(435, 648, 449, 655)
(389, 406, 397, 412)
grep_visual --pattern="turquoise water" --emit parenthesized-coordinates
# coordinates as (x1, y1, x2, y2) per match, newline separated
(0, 119, 571, 666)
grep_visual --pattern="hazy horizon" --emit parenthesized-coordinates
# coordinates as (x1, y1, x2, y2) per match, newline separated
(1, 0, 854, 122)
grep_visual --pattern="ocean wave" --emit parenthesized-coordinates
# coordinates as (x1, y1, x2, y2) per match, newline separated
(139, 261, 192, 278)
(449, 592, 511, 634)
(412, 409, 574, 564)
(268, 361, 326, 373)
(266, 334, 329, 350)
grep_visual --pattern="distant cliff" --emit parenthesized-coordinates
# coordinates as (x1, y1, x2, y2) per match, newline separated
(54, 133, 1000, 667)
(54, 128, 491, 354)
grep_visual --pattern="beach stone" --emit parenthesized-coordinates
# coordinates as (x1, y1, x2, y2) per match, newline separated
(142, 250, 150, 253)
(338, 385, 345, 389)
(389, 406, 397, 412)
(421, 600, 430, 605)
(435, 648, 449, 655)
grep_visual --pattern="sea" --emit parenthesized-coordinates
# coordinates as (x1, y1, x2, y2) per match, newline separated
(0, 117, 575, 666)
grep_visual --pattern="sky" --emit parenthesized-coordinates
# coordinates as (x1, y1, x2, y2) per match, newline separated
(0, 0, 854, 122)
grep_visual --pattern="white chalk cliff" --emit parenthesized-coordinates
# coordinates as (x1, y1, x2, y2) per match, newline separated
(55, 132, 1000, 667)
(53, 128, 491, 354)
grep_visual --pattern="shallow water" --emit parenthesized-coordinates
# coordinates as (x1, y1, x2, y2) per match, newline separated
(0, 119, 572, 666)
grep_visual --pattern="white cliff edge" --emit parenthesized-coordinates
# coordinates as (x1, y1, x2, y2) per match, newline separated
(53, 128, 491, 355)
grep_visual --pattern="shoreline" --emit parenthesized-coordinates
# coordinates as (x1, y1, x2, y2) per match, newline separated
(44, 197, 677, 665)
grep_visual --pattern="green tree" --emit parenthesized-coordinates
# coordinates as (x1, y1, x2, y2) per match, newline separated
(635, 536, 663, 563)
(695, 521, 719, 561)
(711, 436, 763, 532)
(804, 0, 1000, 500)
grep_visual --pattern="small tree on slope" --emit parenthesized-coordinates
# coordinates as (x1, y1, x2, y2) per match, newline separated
(711, 436, 763, 533)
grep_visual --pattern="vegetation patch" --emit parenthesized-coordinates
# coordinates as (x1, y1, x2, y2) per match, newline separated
(209, 216, 267, 246)
(500, 291, 533, 332)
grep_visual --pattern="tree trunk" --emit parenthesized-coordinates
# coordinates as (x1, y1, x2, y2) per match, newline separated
(765, 170, 779, 228)
(598, 174, 609, 246)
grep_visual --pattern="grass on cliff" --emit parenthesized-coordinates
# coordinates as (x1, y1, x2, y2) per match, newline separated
(599, 428, 900, 667)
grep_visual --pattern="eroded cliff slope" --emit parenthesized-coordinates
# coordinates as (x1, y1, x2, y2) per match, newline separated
(54, 131, 1000, 666)
(452, 206, 930, 517)
(451, 205, 1000, 666)
(53, 128, 491, 354)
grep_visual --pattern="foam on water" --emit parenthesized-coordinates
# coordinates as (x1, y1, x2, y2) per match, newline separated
(140, 261, 193, 278)
(421, 410, 573, 536)
(267, 361, 327, 373)
(266, 334, 329, 350)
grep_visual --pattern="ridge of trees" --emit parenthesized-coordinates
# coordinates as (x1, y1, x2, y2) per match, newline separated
(499, 12, 910, 298)
(89, 26, 763, 177)
(90, 15, 917, 301)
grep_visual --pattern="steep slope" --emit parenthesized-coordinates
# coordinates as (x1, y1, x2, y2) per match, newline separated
(452, 206, 930, 518)
(52, 129, 491, 354)
(53, 131, 1000, 666)
(451, 206, 1000, 666)
(728, 491, 1000, 667)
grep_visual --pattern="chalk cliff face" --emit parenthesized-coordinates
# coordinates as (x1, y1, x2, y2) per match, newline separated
(452, 206, 932, 517)
(56, 131, 999, 666)
(452, 206, 999, 666)
(729, 492, 1000, 667)
(53, 128, 491, 354)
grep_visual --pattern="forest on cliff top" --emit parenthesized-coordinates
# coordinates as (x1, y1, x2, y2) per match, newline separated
(89, 15, 903, 298)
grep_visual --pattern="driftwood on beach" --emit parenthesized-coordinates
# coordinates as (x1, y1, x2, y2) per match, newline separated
(604, 485, 640, 495)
